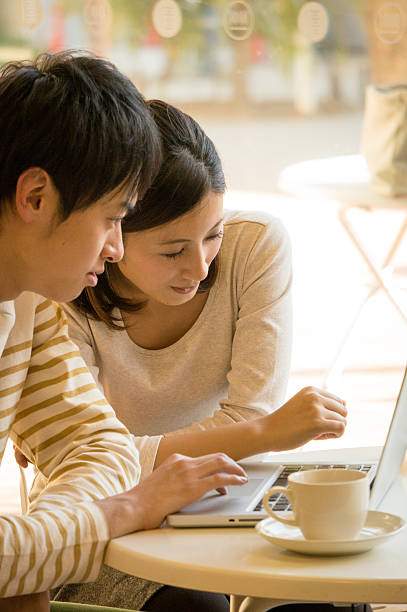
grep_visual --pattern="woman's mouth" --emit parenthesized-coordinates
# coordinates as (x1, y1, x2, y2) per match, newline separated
(170, 285, 197, 294)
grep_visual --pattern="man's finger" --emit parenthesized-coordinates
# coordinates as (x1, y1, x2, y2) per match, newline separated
(192, 453, 247, 479)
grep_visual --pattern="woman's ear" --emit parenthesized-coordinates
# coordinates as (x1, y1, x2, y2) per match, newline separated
(14, 167, 50, 223)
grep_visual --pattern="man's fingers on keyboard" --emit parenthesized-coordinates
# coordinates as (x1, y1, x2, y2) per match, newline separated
(216, 486, 228, 495)
(194, 453, 247, 479)
(203, 472, 248, 491)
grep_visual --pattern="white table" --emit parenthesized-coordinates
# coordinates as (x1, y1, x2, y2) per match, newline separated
(105, 447, 407, 612)
(279, 155, 407, 388)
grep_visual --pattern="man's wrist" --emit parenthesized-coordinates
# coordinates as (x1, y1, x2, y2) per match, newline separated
(95, 491, 143, 539)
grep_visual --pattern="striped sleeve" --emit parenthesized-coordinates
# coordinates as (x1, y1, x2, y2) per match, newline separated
(0, 297, 140, 597)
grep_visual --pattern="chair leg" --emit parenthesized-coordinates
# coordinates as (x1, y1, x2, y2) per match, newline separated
(322, 285, 377, 389)
(322, 206, 407, 387)
(339, 207, 407, 326)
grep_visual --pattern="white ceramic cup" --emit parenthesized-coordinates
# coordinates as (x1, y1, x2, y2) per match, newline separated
(262, 469, 369, 541)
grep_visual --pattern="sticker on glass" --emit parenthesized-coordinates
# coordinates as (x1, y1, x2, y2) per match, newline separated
(152, 0, 182, 39)
(375, 1, 406, 44)
(223, 0, 254, 41)
(83, 0, 112, 28)
(297, 2, 329, 43)
(21, 0, 43, 30)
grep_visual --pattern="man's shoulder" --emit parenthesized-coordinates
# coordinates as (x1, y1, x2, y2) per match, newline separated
(12, 293, 63, 348)
(14, 291, 50, 311)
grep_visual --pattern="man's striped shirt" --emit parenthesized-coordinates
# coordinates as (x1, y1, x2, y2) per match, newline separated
(0, 292, 140, 597)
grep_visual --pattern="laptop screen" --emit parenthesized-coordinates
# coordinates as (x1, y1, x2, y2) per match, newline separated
(370, 366, 407, 509)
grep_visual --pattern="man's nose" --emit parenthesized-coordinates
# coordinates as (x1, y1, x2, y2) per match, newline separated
(103, 225, 124, 263)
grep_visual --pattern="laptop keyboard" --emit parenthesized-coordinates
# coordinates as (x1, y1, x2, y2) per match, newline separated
(254, 464, 373, 513)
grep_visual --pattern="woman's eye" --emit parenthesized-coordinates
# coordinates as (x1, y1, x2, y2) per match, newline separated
(207, 230, 224, 241)
(163, 249, 184, 259)
(109, 217, 123, 224)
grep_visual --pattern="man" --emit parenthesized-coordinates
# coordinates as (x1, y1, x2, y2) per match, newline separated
(0, 51, 248, 611)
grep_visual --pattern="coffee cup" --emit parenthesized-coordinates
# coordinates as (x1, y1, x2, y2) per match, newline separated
(262, 468, 369, 541)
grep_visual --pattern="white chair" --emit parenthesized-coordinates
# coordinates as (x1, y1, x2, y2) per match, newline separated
(279, 154, 407, 388)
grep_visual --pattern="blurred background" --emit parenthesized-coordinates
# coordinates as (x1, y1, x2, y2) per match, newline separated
(1, 0, 407, 511)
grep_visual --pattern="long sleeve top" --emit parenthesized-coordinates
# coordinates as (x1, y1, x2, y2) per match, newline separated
(63, 210, 292, 476)
(0, 293, 140, 597)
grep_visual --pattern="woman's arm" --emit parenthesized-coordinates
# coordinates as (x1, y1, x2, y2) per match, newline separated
(154, 386, 347, 465)
(215, 214, 293, 421)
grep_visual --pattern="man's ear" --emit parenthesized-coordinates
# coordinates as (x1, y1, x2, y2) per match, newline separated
(15, 167, 51, 223)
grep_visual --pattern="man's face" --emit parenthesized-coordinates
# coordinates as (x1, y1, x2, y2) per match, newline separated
(23, 187, 132, 303)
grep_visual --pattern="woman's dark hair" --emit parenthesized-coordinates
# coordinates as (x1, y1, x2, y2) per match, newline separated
(74, 99, 226, 329)
(0, 50, 161, 220)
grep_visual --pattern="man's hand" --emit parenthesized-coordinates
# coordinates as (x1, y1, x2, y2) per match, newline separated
(1, 591, 50, 611)
(262, 386, 347, 452)
(96, 452, 248, 538)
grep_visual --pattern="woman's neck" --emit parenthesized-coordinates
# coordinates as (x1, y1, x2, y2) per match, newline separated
(121, 291, 209, 350)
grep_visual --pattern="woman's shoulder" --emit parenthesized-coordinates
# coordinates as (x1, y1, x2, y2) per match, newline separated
(62, 301, 107, 337)
(219, 209, 292, 293)
(222, 209, 289, 250)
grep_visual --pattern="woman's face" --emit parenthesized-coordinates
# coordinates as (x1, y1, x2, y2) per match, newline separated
(117, 191, 224, 307)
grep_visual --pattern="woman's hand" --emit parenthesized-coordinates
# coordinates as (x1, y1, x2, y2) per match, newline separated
(1, 591, 50, 611)
(13, 445, 31, 468)
(262, 386, 347, 452)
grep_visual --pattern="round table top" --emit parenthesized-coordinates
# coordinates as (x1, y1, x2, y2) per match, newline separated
(278, 154, 407, 209)
(105, 449, 407, 604)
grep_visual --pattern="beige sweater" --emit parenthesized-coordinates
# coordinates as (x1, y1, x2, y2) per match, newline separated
(0, 294, 140, 597)
(63, 210, 293, 475)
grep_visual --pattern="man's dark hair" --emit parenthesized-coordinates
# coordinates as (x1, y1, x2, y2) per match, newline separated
(0, 50, 161, 219)
(73, 99, 226, 329)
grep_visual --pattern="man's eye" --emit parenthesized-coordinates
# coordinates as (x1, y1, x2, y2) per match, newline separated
(163, 249, 184, 259)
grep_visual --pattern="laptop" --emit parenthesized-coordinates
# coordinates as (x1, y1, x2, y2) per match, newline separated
(167, 367, 407, 527)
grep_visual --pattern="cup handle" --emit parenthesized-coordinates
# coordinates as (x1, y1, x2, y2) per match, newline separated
(262, 486, 297, 526)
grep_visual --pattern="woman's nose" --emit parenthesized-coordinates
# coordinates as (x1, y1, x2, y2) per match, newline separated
(184, 249, 209, 281)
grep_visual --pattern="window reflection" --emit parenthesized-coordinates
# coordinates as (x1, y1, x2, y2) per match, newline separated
(0, 1, 393, 186)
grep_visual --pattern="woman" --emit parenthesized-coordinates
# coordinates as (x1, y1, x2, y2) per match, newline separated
(48, 100, 348, 611)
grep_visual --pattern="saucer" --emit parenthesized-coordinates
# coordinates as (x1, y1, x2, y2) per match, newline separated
(256, 510, 406, 556)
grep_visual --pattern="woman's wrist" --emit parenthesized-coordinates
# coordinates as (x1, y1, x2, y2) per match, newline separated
(239, 414, 279, 457)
